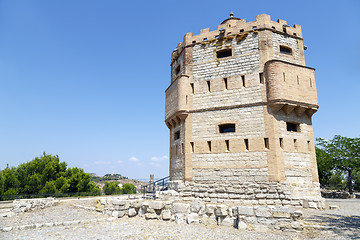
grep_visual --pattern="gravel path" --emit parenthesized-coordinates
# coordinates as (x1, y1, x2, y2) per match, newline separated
(1, 198, 359, 240)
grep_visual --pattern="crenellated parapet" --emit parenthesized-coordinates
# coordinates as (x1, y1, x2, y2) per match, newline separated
(171, 14, 303, 65)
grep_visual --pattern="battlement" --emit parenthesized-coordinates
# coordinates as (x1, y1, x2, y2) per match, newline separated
(171, 14, 303, 63)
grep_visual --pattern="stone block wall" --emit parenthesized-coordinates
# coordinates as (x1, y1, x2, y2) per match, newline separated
(168, 181, 324, 208)
(11, 197, 59, 213)
(99, 196, 307, 231)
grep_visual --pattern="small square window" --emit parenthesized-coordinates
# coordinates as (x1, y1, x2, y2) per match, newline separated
(280, 45, 292, 55)
(286, 122, 299, 132)
(216, 49, 232, 58)
(175, 65, 180, 75)
(174, 131, 180, 140)
(219, 124, 235, 133)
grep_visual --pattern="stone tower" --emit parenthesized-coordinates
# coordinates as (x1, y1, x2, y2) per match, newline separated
(165, 14, 322, 206)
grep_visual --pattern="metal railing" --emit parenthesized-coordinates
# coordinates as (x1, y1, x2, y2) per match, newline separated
(142, 176, 169, 199)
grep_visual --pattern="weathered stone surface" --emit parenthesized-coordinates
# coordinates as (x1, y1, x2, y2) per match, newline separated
(221, 217, 236, 227)
(149, 201, 164, 210)
(2, 227, 12, 232)
(290, 210, 303, 220)
(175, 213, 184, 224)
(190, 199, 205, 214)
(128, 208, 137, 217)
(271, 207, 291, 218)
(308, 202, 317, 209)
(254, 207, 271, 218)
(161, 210, 171, 220)
(145, 213, 157, 220)
(186, 213, 200, 224)
(291, 221, 302, 230)
(235, 206, 254, 216)
(329, 205, 340, 210)
(111, 211, 119, 218)
(172, 203, 189, 214)
(238, 221, 247, 230)
(214, 205, 228, 217)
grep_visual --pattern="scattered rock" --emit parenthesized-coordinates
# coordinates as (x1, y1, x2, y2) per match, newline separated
(186, 213, 199, 224)
(161, 210, 171, 220)
(128, 208, 137, 217)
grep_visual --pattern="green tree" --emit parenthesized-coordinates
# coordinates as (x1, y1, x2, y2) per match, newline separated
(0, 171, 4, 196)
(315, 147, 334, 187)
(40, 181, 58, 194)
(353, 170, 360, 191)
(87, 181, 101, 195)
(2, 167, 19, 194)
(103, 181, 121, 195)
(0, 153, 101, 200)
(317, 136, 360, 194)
(121, 183, 136, 194)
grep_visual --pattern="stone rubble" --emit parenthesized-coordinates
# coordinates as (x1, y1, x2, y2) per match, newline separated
(1, 197, 359, 239)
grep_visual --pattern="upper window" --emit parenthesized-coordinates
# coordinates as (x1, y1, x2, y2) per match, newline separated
(175, 65, 181, 75)
(286, 122, 299, 132)
(174, 131, 180, 140)
(216, 49, 232, 59)
(219, 124, 235, 133)
(280, 45, 292, 55)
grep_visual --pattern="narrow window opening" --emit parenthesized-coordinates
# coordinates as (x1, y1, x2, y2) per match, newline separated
(192, 40, 196, 43)
(186, 95, 188, 104)
(207, 141, 212, 152)
(174, 131, 180, 140)
(241, 75, 245, 87)
(175, 65, 180, 75)
(310, 78, 312, 87)
(294, 139, 297, 151)
(229, 24, 231, 27)
(206, 81, 211, 92)
(293, 33, 297, 36)
(190, 83, 194, 94)
(264, 138, 269, 149)
(190, 142, 194, 153)
(259, 72, 264, 84)
(225, 140, 230, 152)
(216, 49, 232, 58)
(283, 72, 286, 81)
(279, 138, 283, 149)
(297, 75, 300, 85)
(219, 124, 235, 133)
(181, 143, 184, 154)
(283, 27, 287, 33)
(286, 122, 299, 132)
(224, 78, 228, 90)
(307, 140, 311, 152)
(280, 45, 292, 55)
(244, 139, 249, 151)
(240, 29, 244, 32)
(272, 26, 276, 30)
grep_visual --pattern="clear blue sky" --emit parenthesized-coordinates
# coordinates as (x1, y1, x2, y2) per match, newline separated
(0, 0, 359, 179)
